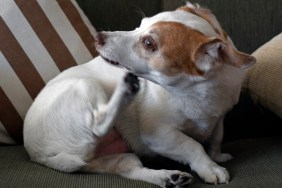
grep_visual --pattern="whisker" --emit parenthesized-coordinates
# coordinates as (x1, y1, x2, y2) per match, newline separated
(133, 6, 146, 18)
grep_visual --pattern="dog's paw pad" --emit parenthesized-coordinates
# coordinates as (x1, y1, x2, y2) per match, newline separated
(124, 73, 139, 94)
(165, 172, 193, 188)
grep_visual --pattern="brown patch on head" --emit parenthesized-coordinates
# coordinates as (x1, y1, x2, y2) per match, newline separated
(149, 21, 209, 76)
(177, 5, 228, 40)
(177, 6, 198, 15)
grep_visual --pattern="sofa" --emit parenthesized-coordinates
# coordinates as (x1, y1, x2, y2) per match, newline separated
(1, 0, 282, 187)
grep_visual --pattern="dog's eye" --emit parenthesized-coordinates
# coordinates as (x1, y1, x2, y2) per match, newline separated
(141, 36, 157, 52)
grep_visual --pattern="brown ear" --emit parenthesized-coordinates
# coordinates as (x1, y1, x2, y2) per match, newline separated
(195, 38, 256, 71)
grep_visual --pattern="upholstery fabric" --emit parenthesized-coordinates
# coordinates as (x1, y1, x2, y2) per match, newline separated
(246, 33, 282, 118)
(0, 0, 98, 144)
(76, 0, 162, 31)
(0, 138, 281, 188)
(0, 146, 158, 188)
(190, 138, 282, 188)
(162, 0, 282, 54)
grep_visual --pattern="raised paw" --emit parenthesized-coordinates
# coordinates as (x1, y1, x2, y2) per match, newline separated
(165, 172, 193, 188)
(124, 73, 140, 95)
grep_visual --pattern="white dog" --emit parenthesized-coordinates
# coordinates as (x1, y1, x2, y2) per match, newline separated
(24, 3, 255, 187)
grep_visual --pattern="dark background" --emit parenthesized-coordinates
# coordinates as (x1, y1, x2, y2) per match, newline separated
(77, 0, 282, 54)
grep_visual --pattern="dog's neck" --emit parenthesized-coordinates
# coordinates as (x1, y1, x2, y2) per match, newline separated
(172, 83, 222, 119)
(143, 66, 242, 120)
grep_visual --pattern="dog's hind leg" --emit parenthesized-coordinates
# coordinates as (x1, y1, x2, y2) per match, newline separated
(93, 73, 139, 137)
(43, 152, 86, 173)
(83, 153, 193, 188)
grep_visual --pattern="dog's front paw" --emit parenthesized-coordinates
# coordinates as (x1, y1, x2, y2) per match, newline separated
(213, 153, 233, 163)
(197, 163, 230, 184)
(165, 171, 193, 188)
(124, 73, 140, 95)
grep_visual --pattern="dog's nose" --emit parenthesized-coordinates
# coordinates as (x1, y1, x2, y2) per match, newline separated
(94, 32, 106, 47)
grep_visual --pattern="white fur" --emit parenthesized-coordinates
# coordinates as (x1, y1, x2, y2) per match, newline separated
(24, 3, 255, 187)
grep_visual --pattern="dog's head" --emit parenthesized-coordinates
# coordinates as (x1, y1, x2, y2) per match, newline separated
(95, 3, 256, 88)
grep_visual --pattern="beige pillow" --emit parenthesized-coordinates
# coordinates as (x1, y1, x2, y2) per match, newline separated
(0, 0, 97, 144)
(246, 33, 282, 118)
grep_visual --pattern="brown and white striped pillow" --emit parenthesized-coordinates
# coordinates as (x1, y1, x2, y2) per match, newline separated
(0, 0, 98, 144)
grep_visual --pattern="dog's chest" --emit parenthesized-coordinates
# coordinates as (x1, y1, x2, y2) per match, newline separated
(181, 118, 218, 142)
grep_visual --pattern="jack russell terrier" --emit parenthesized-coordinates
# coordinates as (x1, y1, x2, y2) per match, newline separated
(24, 2, 256, 188)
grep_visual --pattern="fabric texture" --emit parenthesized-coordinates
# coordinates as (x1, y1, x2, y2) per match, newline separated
(245, 33, 282, 118)
(0, 146, 158, 188)
(76, 0, 162, 32)
(0, 138, 282, 188)
(162, 0, 282, 54)
(0, 0, 98, 144)
(191, 138, 282, 188)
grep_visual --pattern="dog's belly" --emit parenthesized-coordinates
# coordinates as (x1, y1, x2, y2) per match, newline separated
(94, 128, 131, 158)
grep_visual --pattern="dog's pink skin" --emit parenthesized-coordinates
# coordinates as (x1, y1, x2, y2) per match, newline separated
(94, 129, 130, 158)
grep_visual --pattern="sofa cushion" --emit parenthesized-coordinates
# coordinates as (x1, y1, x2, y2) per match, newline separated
(0, 0, 98, 144)
(0, 146, 158, 188)
(0, 138, 282, 187)
(163, 0, 282, 54)
(246, 33, 282, 119)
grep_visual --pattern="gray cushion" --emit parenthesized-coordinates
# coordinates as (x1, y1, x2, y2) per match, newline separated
(163, 0, 282, 54)
(1, 138, 282, 188)
(191, 138, 282, 188)
(76, 0, 162, 31)
(0, 146, 158, 188)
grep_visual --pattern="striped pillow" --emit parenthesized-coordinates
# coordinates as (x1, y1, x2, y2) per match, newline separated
(0, 0, 98, 144)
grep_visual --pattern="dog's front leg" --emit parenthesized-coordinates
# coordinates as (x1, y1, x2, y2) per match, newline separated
(142, 127, 230, 184)
(207, 117, 233, 163)
(92, 73, 139, 137)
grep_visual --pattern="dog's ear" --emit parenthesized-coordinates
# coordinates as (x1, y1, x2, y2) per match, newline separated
(194, 38, 256, 71)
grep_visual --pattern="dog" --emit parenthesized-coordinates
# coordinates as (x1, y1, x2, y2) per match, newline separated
(24, 2, 256, 187)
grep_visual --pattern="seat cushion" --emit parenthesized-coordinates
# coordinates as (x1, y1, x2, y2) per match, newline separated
(0, 138, 282, 188)
(191, 138, 282, 188)
(0, 146, 158, 188)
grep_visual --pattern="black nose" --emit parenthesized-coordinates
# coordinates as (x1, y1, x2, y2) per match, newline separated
(94, 32, 106, 47)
